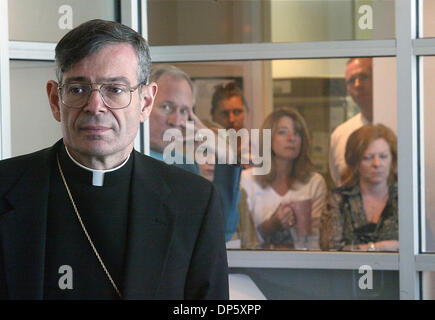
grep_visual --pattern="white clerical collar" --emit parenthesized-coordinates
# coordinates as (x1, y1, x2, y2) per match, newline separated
(64, 145, 131, 187)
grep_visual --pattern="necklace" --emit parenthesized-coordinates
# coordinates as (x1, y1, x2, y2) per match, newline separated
(56, 154, 122, 299)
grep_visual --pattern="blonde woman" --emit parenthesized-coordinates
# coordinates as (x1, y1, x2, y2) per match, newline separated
(240, 107, 327, 250)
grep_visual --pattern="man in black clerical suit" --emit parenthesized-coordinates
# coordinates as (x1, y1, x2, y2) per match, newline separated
(0, 19, 228, 299)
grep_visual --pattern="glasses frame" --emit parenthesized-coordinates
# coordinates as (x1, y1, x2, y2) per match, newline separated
(57, 82, 144, 109)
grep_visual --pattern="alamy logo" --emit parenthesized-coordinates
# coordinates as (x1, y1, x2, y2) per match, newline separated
(58, 5, 73, 30)
(358, 5, 373, 30)
(58, 265, 73, 290)
(358, 264, 373, 290)
(162, 121, 272, 175)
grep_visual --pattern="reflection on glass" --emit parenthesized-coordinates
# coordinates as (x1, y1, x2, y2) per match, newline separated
(153, 57, 397, 251)
(421, 0, 435, 38)
(8, 0, 118, 42)
(422, 57, 435, 252)
(230, 268, 399, 299)
(422, 272, 435, 299)
(147, 0, 395, 46)
(10, 61, 62, 157)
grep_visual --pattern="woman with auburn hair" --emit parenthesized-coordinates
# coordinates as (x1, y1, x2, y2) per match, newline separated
(320, 124, 399, 251)
(240, 107, 327, 250)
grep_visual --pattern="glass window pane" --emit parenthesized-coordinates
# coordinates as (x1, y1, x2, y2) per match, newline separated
(10, 60, 62, 157)
(423, 271, 435, 299)
(8, 0, 119, 42)
(150, 57, 397, 252)
(229, 268, 399, 299)
(420, 0, 435, 38)
(147, 0, 395, 46)
(422, 57, 435, 252)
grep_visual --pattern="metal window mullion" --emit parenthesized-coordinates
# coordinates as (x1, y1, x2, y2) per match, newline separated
(120, 0, 142, 153)
(227, 251, 399, 271)
(416, 254, 435, 271)
(414, 38, 435, 55)
(0, 0, 11, 160)
(120, 0, 139, 32)
(141, 0, 148, 39)
(150, 40, 396, 63)
(419, 53, 426, 254)
(396, 0, 420, 300)
(141, 0, 150, 156)
(9, 41, 55, 61)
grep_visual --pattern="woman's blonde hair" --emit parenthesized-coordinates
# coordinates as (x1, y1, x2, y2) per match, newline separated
(341, 124, 397, 186)
(256, 107, 314, 189)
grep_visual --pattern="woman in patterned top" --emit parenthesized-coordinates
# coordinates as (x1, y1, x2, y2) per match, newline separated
(320, 124, 398, 251)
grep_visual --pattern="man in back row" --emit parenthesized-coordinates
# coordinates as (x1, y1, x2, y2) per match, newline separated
(148, 65, 242, 242)
(329, 57, 373, 186)
(0, 20, 228, 299)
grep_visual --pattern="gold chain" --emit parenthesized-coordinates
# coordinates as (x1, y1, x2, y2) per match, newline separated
(56, 154, 122, 299)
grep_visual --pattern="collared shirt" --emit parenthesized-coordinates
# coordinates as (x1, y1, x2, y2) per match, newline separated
(65, 144, 130, 186)
(320, 183, 398, 251)
(44, 144, 133, 299)
(329, 113, 370, 186)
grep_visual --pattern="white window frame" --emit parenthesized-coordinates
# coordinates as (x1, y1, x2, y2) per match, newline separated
(1, 0, 434, 299)
(142, 0, 426, 300)
(0, 0, 11, 159)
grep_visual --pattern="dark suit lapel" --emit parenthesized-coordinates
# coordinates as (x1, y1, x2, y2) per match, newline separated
(122, 152, 173, 299)
(0, 146, 55, 299)
(1, 145, 176, 299)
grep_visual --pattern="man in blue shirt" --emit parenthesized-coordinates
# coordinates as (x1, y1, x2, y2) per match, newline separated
(148, 65, 241, 242)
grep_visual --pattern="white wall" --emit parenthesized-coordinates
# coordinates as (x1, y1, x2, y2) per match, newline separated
(8, 0, 116, 42)
(270, 0, 353, 43)
(272, 59, 347, 79)
(9, 60, 62, 156)
(372, 57, 397, 132)
(270, 0, 352, 83)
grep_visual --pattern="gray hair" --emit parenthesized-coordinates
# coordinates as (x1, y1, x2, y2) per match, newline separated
(55, 19, 151, 85)
(149, 65, 196, 105)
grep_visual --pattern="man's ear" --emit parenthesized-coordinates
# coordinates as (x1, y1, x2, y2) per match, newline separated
(47, 80, 61, 122)
(139, 82, 158, 122)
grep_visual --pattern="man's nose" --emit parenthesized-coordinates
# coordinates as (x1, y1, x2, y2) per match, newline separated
(82, 89, 109, 114)
(168, 111, 184, 127)
(228, 112, 236, 124)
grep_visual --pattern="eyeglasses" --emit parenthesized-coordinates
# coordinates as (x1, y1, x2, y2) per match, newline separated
(58, 82, 143, 109)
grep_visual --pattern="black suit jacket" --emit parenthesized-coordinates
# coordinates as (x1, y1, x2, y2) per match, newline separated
(0, 141, 228, 299)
